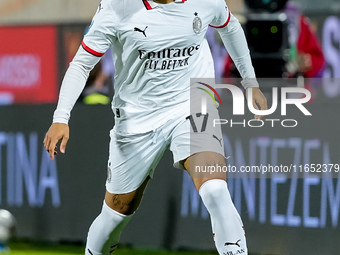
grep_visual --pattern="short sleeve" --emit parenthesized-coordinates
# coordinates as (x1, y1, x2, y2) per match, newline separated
(82, 0, 119, 57)
(209, 0, 231, 29)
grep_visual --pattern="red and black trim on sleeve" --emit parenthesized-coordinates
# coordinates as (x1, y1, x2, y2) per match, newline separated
(209, 11, 231, 29)
(142, 0, 152, 10)
(82, 41, 105, 57)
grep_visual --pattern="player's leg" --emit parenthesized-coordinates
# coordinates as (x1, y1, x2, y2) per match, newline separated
(184, 152, 247, 255)
(85, 177, 150, 255)
(104, 176, 150, 215)
(85, 127, 168, 255)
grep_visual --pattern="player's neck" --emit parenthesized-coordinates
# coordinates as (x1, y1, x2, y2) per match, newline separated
(153, 0, 173, 4)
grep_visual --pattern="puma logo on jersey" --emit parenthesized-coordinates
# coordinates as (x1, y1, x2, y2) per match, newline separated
(134, 26, 148, 37)
(213, 135, 223, 147)
(224, 239, 241, 247)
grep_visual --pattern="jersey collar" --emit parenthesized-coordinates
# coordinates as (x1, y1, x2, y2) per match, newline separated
(142, 0, 187, 10)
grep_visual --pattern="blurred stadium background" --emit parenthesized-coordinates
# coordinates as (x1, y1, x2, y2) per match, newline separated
(1, 0, 340, 254)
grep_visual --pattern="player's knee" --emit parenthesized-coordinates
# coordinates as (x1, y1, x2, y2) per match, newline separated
(105, 177, 150, 215)
(105, 192, 143, 215)
(199, 179, 230, 208)
(107, 199, 138, 215)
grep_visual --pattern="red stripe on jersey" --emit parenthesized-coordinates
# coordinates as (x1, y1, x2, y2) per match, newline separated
(209, 11, 231, 29)
(142, 0, 152, 10)
(81, 41, 105, 57)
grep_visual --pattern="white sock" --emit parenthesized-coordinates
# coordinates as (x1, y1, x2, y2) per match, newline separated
(199, 180, 248, 255)
(85, 201, 132, 255)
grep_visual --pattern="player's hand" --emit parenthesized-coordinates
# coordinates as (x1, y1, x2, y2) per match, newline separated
(246, 87, 268, 120)
(43, 123, 69, 160)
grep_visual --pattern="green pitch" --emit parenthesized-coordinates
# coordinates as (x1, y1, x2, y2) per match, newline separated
(10, 249, 217, 255)
(10, 250, 217, 255)
(9, 240, 217, 255)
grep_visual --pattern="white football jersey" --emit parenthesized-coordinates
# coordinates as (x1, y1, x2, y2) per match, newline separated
(82, 0, 230, 134)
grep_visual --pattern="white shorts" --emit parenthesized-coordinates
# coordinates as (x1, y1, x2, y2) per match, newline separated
(106, 106, 225, 194)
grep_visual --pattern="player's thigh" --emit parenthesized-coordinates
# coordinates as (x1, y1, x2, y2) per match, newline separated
(106, 128, 167, 194)
(105, 128, 167, 214)
(184, 151, 226, 191)
(170, 103, 226, 190)
(105, 176, 151, 215)
(170, 106, 225, 169)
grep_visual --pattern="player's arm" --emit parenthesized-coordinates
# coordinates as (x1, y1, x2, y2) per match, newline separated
(44, 1, 116, 160)
(44, 47, 102, 160)
(212, 0, 267, 119)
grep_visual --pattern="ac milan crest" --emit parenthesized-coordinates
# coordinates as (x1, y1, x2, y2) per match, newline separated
(193, 12, 202, 34)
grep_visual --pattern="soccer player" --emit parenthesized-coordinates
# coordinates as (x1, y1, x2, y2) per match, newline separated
(43, 0, 267, 254)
